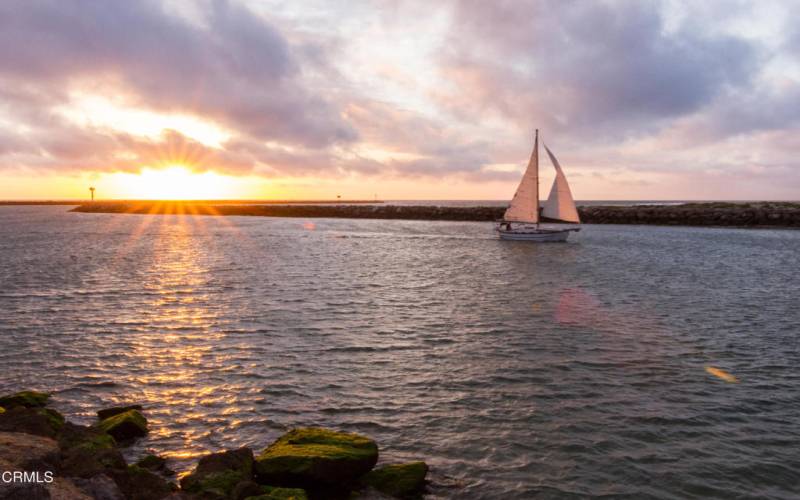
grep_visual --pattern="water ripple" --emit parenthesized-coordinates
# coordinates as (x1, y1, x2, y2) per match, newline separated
(0, 207, 799, 498)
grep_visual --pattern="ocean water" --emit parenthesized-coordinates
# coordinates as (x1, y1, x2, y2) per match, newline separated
(1, 206, 798, 499)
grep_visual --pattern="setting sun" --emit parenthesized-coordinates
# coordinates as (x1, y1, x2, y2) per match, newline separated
(105, 166, 239, 200)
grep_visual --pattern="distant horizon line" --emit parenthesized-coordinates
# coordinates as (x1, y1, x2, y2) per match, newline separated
(1, 198, 798, 204)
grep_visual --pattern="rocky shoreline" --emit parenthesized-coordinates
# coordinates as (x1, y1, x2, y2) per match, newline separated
(70, 201, 800, 228)
(0, 391, 429, 500)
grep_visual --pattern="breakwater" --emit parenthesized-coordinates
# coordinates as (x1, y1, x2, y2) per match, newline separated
(70, 201, 800, 228)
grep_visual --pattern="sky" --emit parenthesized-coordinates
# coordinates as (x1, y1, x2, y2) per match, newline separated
(0, 0, 798, 200)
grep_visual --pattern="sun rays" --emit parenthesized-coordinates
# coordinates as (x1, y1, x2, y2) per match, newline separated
(109, 166, 236, 200)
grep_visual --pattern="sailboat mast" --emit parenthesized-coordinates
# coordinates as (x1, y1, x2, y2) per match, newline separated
(534, 129, 539, 228)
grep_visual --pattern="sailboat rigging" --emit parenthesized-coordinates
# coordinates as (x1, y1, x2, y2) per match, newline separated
(497, 129, 580, 242)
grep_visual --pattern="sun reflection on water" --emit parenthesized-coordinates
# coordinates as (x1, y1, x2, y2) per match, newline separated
(117, 213, 245, 462)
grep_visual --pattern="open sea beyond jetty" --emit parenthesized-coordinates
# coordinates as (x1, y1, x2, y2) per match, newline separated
(1, 205, 799, 499)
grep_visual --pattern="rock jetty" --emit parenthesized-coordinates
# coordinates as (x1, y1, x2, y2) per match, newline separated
(70, 201, 800, 228)
(0, 390, 430, 500)
(578, 202, 800, 228)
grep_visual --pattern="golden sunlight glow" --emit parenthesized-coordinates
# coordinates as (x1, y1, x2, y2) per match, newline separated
(106, 166, 240, 200)
(57, 94, 232, 148)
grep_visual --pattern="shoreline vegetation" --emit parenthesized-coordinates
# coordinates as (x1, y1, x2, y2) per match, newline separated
(0, 390, 429, 500)
(68, 201, 800, 228)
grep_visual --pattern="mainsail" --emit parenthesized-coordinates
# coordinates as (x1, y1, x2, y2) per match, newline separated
(542, 144, 580, 223)
(503, 131, 539, 223)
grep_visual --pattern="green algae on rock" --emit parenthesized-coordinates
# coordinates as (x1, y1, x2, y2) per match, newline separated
(39, 407, 65, 429)
(255, 427, 379, 487)
(136, 454, 168, 473)
(97, 409, 148, 442)
(180, 447, 254, 497)
(231, 480, 265, 499)
(245, 485, 310, 500)
(97, 404, 144, 420)
(109, 464, 175, 500)
(0, 406, 65, 438)
(0, 391, 429, 500)
(359, 462, 428, 499)
(59, 422, 116, 453)
(58, 422, 125, 478)
(0, 390, 51, 409)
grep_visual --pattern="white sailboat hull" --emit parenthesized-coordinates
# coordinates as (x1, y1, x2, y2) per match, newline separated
(497, 225, 579, 242)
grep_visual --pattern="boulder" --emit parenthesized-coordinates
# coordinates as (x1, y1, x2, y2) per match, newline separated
(180, 447, 254, 498)
(0, 390, 50, 409)
(231, 480, 264, 500)
(255, 428, 378, 488)
(59, 422, 116, 452)
(0, 431, 60, 472)
(72, 474, 126, 500)
(46, 477, 94, 500)
(97, 405, 144, 421)
(0, 483, 50, 500)
(349, 487, 396, 500)
(136, 454, 171, 474)
(358, 462, 428, 499)
(0, 406, 65, 438)
(58, 423, 126, 478)
(244, 486, 309, 500)
(109, 465, 174, 500)
(97, 409, 148, 442)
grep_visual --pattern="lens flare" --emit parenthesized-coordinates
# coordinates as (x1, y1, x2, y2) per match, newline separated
(705, 366, 739, 383)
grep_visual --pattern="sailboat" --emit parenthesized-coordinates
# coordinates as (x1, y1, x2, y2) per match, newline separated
(497, 129, 581, 242)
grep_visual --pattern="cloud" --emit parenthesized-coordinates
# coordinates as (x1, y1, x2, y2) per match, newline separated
(0, 0, 495, 181)
(0, 0, 355, 155)
(0, 0, 798, 197)
(437, 0, 762, 142)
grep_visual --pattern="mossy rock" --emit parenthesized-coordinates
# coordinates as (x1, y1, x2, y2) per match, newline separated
(97, 404, 143, 420)
(180, 447, 254, 497)
(59, 423, 126, 478)
(359, 462, 428, 499)
(97, 409, 148, 442)
(185, 469, 244, 497)
(136, 454, 167, 471)
(59, 422, 116, 453)
(255, 428, 378, 488)
(110, 465, 175, 500)
(245, 485, 309, 500)
(0, 406, 64, 438)
(231, 480, 264, 499)
(39, 408, 65, 430)
(0, 390, 50, 409)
